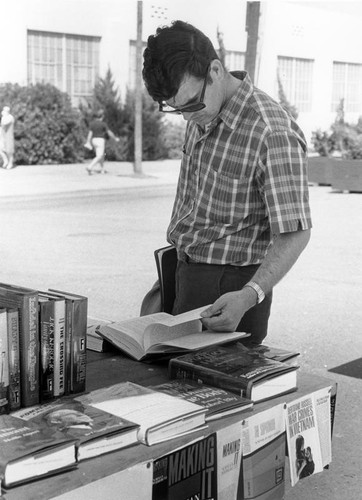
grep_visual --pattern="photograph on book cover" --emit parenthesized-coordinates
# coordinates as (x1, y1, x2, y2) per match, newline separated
(284, 387, 332, 487)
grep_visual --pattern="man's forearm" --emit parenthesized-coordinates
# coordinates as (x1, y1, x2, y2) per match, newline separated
(250, 229, 311, 296)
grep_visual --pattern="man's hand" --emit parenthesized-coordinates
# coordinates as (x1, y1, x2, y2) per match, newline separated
(200, 288, 257, 332)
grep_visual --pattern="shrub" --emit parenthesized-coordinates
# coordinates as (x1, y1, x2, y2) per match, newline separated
(0, 82, 85, 165)
(311, 99, 362, 159)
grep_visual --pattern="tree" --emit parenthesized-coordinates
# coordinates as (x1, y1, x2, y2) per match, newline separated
(277, 71, 298, 120)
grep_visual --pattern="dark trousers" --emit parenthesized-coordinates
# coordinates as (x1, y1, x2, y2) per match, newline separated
(172, 260, 272, 345)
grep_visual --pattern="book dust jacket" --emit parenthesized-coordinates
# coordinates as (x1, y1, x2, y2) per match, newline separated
(152, 433, 217, 500)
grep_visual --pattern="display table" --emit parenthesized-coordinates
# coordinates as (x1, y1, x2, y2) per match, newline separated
(2, 350, 336, 500)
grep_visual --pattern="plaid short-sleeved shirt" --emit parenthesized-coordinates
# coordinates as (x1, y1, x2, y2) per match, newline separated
(167, 71, 312, 266)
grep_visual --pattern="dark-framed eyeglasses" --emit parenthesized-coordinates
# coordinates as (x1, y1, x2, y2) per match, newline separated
(159, 68, 209, 114)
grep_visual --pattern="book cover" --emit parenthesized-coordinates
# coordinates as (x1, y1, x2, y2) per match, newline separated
(284, 392, 325, 486)
(48, 289, 88, 395)
(0, 413, 76, 489)
(96, 306, 248, 361)
(169, 344, 299, 402)
(0, 283, 39, 407)
(217, 422, 242, 500)
(13, 397, 139, 462)
(154, 245, 177, 314)
(77, 381, 207, 446)
(152, 380, 253, 422)
(6, 308, 21, 411)
(39, 293, 66, 398)
(152, 433, 217, 499)
(238, 343, 300, 364)
(0, 308, 9, 414)
(238, 404, 285, 499)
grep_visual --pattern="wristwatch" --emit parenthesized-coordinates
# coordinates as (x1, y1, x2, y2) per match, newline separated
(244, 281, 265, 304)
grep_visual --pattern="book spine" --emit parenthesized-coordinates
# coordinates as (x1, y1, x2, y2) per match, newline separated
(64, 300, 72, 396)
(0, 310, 9, 414)
(7, 309, 21, 411)
(20, 294, 40, 407)
(71, 299, 87, 394)
(169, 361, 248, 398)
(39, 300, 55, 401)
(53, 301, 65, 397)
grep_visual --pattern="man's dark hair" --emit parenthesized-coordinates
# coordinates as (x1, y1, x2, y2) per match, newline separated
(142, 20, 220, 102)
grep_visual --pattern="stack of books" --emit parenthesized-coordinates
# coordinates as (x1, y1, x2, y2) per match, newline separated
(0, 282, 88, 412)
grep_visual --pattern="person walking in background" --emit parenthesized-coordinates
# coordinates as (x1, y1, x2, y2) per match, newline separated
(84, 109, 119, 175)
(142, 20, 311, 344)
(0, 106, 15, 169)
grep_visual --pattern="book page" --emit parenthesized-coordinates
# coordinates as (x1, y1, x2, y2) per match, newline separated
(147, 331, 249, 354)
(101, 313, 171, 349)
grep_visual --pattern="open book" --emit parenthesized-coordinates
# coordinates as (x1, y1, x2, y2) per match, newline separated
(95, 306, 249, 361)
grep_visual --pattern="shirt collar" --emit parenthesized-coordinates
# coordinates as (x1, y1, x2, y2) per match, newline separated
(218, 71, 254, 130)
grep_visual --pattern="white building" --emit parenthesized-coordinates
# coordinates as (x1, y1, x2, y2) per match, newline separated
(1, 0, 361, 146)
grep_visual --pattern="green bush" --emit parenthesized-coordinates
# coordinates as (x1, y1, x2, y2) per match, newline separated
(0, 82, 85, 165)
(311, 99, 362, 159)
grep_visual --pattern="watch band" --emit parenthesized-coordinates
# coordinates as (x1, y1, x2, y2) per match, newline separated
(244, 281, 265, 304)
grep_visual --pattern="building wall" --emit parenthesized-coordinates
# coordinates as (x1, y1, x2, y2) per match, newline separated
(1, 0, 361, 147)
(255, 1, 362, 143)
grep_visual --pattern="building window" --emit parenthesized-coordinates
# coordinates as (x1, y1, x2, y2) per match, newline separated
(277, 56, 314, 112)
(224, 50, 245, 71)
(332, 61, 362, 113)
(27, 30, 100, 105)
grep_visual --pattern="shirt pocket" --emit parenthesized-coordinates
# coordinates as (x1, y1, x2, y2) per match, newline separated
(200, 168, 251, 225)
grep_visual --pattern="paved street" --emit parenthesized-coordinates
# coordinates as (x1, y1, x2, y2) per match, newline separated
(0, 160, 361, 499)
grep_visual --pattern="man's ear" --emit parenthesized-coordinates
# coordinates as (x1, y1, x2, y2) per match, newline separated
(209, 59, 225, 82)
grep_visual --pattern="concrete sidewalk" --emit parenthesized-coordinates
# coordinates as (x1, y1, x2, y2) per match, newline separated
(0, 159, 180, 199)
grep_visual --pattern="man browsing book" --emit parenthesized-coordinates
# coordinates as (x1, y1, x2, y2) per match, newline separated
(142, 21, 311, 344)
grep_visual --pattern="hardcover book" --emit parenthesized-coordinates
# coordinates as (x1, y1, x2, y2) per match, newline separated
(0, 308, 9, 414)
(0, 413, 76, 489)
(13, 397, 139, 462)
(154, 244, 177, 314)
(169, 344, 299, 402)
(38, 297, 55, 401)
(77, 381, 207, 446)
(151, 379, 253, 421)
(87, 316, 113, 353)
(6, 308, 21, 411)
(240, 343, 300, 364)
(39, 293, 66, 398)
(152, 433, 217, 499)
(95, 306, 248, 361)
(48, 289, 88, 394)
(0, 283, 39, 407)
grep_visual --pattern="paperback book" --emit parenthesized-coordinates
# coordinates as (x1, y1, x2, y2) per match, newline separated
(0, 413, 76, 489)
(169, 343, 299, 402)
(13, 397, 139, 462)
(152, 379, 253, 421)
(96, 306, 248, 361)
(77, 381, 207, 446)
(285, 386, 331, 486)
(238, 404, 286, 499)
